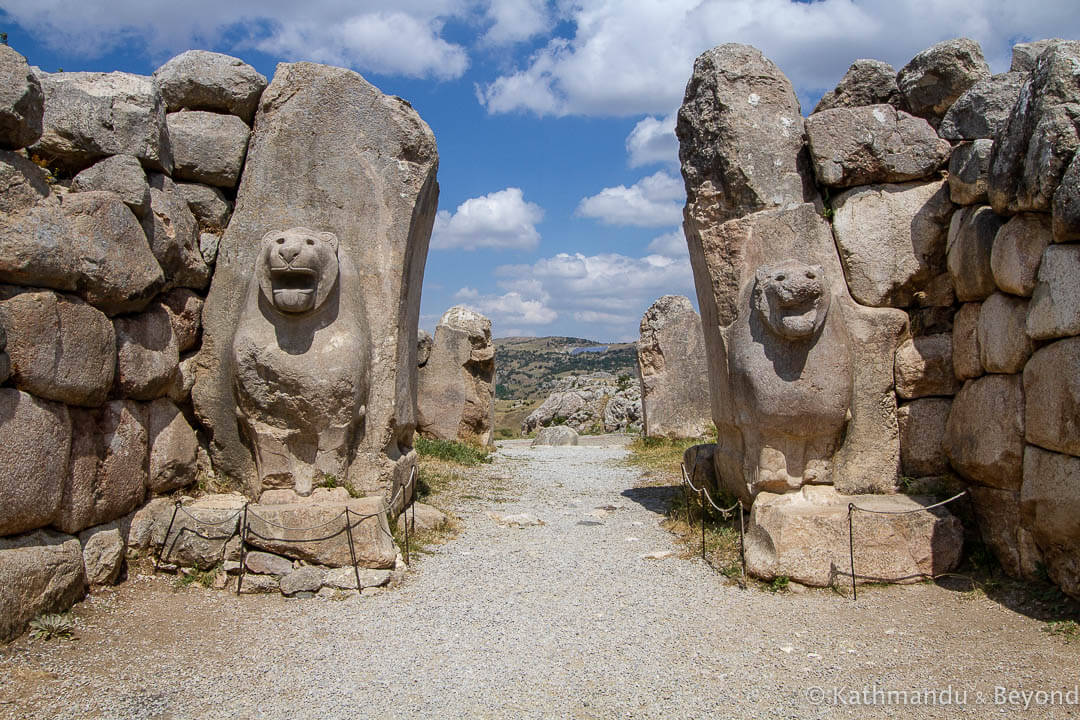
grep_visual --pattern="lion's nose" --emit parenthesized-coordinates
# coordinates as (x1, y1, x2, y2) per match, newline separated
(278, 245, 301, 264)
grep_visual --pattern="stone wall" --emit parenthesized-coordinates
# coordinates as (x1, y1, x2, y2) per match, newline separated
(0, 47, 436, 638)
(678, 38, 1080, 593)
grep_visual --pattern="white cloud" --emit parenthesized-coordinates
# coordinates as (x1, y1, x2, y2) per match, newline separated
(454, 287, 558, 327)
(627, 112, 679, 168)
(478, 0, 1080, 116)
(482, 0, 551, 45)
(431, 187, 544, 251)
(1, 0, 471, 79)
(576, 171, 684, 227)
(646, 229, 687, 258)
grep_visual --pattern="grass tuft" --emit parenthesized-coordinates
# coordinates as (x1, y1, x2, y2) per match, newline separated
(29, 612, 76, 641)
(415, 436, 493, 466)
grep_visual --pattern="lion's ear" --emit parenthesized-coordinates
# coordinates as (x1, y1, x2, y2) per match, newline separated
(260, 229, 280, 245)
(318, 232, 339, 253)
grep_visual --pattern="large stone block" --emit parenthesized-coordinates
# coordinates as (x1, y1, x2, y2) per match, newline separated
(978, 292, 1033, 372)
(71, 155, 150, 219)
(0, 530, 85, 643)
(0, 149, 48, 214)
(58, 400, 148, 534)
(967, 486, 1041, 580)
(174, 182, 232, 232)
(948, 139, 993, 206)
(0, 289, 115, 406)
(805, 105, 951, 187)
(244, 497, 396, 568)
(952, 302, 983, 379)
(896, 38, 991, 124)
(0, 389, 70, 536)
(0, 175, 164, 315)
(946, 205, 1004, 302)
(1053, 150, 1080, 243)
(417, 306, 496, 446)
(1026, 244, 1080, 340)
(193, 62, 438, 501)
(30, 70, 172, 173)
(142, 173, 211, 292)
(944, 374, 1024, 490)
(0, 46, 44, 150)
(167, 110, 250, 189)
(831, 180, 953, 307)
(1022, 446, 1080, 599)
(991, 213, 1051, 297)
(988, 41, 1080, 215)
(636, 295, 711, 439)
(1011, 39, 1066, 73)
(159, 288, 203, 353)
(938, 72, 1025, 141)
(532, 425, 580, 447)
(897, 398, 952, 477)
(676, 43, 816, 224)
(78, 522, 125, 586)
(812, 59, 900, 113)
(744, 486, 963, 587)
(894, 334, 960, 399)
(147, 398, 199, 494)
(114, 303, 180, 401)
(129, 494, 243, 569)
(153, 50, 267, 124)
(1024, 338, 1080, 457)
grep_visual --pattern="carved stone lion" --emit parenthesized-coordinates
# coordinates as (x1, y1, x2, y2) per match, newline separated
(724, 258, 853, 499)
(231, 228, 370, 497)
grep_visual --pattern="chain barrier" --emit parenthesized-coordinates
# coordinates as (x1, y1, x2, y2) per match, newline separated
(680, 463, 746, 585)
(847, 490, 969, 601)
(156, 462, 422, 596)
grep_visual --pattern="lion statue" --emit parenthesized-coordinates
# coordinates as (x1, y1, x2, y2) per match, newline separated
(231, 227, 370, 497)
(719, 258, 853, 500)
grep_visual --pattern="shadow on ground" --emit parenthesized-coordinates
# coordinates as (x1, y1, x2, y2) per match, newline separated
(620, 485, 679, 516)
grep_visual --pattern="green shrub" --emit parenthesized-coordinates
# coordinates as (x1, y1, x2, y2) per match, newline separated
(414, 436, 493, 466)
(29, 612, 76, 641)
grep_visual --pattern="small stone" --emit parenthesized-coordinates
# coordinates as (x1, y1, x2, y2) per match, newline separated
(244, 551, 294, 576)
(174, 182, 232, 232)
(532, 426, 579, 446)
(642, 550, 676, 560)
(79, 523, 125, 586)
(153, 50, 267, 124)
(323, 566, 392, 590)
(396, 503, 448, 534)
(199, 232, 221, 265)
(279, 566, 325, 596)
(238, 573, 278, 594)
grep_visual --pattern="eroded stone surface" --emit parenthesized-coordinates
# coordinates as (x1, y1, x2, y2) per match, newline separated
(897, 398, 952, 477)
(79, 522, 125, 586)
(991, 213, 1051, 297)
(1024, 338, 1080, 457)
(813, 59, 900, 113)
(147, 398, 199, 494)
(167, 110, 250, 189)
(0, 46, 44, 150)
(1027, 244, 1080, 340)
(1022, 446, 1080, 598)
(977, 293, 1032, 374)
(0, 530, 85, 642)
(948, 139, 993, 206)
(142, 173, 210, 292)
(153, 50, 267, 124)
(938, 72, 1025, 140)
(114, 303, 179, 401)
(532, 426, 579, 447)
(71, 155, 150, 218)
(0, 389, 70, 536)
(895, 334, 959, 399)
(944, 374, 1024, 490)
(952, 302, 983, 380)
(174, 182, 232, 232)
(947, 205, 1005, 302)
(637, 295, 710, 438)
(896, 38, 991, 124)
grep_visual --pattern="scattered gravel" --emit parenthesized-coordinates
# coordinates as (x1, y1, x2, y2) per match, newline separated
(1, 436, 1078, 719)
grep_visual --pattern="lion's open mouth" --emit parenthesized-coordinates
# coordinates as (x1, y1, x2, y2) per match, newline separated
(270, 267, 319, 311)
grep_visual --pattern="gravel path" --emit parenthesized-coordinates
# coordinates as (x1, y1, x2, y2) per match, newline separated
(2, 437, 1078, 719)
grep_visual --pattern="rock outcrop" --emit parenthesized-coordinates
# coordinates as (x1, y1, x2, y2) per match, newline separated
(636, 295, 710, 439)
(522, 373, 640, 435)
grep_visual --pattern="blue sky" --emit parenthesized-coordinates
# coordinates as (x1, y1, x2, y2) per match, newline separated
(3, 1, 1078, 341)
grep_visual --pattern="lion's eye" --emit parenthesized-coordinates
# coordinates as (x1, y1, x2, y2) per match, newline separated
(776, 274, 785, 281)
(306, 239, 315, 246)
(805, 271, 815, 279)
(276, 238, 284, 244)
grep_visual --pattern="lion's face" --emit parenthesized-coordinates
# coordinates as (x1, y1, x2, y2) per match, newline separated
(752, 259, 830, 341)
(256, 228, 340, 314)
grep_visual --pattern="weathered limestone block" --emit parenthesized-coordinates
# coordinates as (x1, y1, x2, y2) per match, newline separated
(946, 205, 1004, 302)
(805, 105, 951, 187)
(0, 149, 48, 213)
(897, 398, 952, 477)
(71, 155, 150, 218)
(244, 550, 293, 576)
(78, 522, 125, 586)
(114, 303, 179, 401)
(744, 486, 963, 587)
(0, 174, 163, 314)
(1024, 338, 1080, 457)
(1011, 39, 1066, 73)
(0, 530, 85, 643)
(602, 388, 641, 433)
(977, 293, 1032, 374)
(153, 50, 267, 124)
(894, 334, 959, 399)
(277, 566, 323, 596)
(939, 72, 1025, 140)
(167, 110, 250, 189)
(522, 391, 587, 433)
(1022, 446, 1080, 598)
(944, 374, 1024, 490)
(142, 173, 211, 291)
(231, 228, 370, 497)
(132, 494, 243, 568)
(988, 41, 1080, 215)
(532, 426, 579, 447)
(968, 486, 1041, 579)
(952, 302, 983, 379)
(676, 43, 816, 225)
(323, 566, 391, 590)
(159, 288, 203, 353)
(686, 203, 905, 503)
(1026, 244, 1080, 340)
(417, 306, 495, 446)
(1053, 151, 1080, 243)
(58, 400, 148, 534)
(245, 497, 396, 568)
(147, 398, 199, 494)
(0, 389, 70, 536)
(416, 329, 433, 366)
(0, 46, 44, 150)
(812, 59, 900, 113)
(167, 355, 197, 405)
(194, 62, 438, 504)
(31, 70, 171, 172)
(199, 232, 221, 266)
(991, 213, 1051, 297)
(0, 290, 115, 406)
(175, 182, 232, 231)
(948, 139, 993, 206)
(896, 38, 991, 124)
(396, 502, 448, 534)
(636, 295, 710, 438)
(831, 180, 953, 307)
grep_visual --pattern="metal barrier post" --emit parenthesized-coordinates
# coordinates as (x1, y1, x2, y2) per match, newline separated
(848, 503, 857, 601)
(699, 487, 706, 560)
(236, 503, 249, 596)
(344, 508, 363, 594)
(155, 500, 182, 573)
(739, 503, 746, 585)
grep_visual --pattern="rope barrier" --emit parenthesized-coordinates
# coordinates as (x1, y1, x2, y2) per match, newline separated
(680, 463, 746, 585)
(847, 490, 970, 601)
